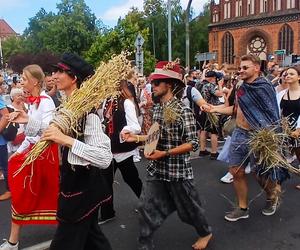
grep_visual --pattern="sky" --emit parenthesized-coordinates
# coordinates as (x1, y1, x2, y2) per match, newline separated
(0, 0, 206, 34)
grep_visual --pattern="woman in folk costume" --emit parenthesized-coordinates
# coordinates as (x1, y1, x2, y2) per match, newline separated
(43, 53, 113, 250)
(99, 80, 143, 224)
(0, 65, 59, 250)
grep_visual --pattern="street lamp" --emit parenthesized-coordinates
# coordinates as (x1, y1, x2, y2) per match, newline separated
(168, 0, 172, 61)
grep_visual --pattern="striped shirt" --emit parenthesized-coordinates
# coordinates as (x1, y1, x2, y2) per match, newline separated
(147, 98, 199, 181)
(25, 113, 112, 169)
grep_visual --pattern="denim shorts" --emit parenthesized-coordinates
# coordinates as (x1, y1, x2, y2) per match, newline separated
(228, 127, 252, 168)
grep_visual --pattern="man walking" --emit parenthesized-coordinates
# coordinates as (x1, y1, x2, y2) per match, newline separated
(125, 61, 212, 250)
(210, 54, 288, 221)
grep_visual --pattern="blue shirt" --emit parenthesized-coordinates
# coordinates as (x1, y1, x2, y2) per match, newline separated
(0, 96, 7, 145)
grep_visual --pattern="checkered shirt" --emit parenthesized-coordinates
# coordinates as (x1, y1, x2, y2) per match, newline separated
(147, 98, 199, 181)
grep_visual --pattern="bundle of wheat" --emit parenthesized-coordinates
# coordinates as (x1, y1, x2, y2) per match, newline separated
(248, 121, 300, 176)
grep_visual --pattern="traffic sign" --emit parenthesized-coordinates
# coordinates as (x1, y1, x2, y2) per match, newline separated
(135, 33, 144, 75)
(195, 52, 217, 62)
(134, 33, 145, 48)
(274, 49, 286, 55)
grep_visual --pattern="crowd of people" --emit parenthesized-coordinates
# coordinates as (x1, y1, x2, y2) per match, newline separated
(0, 52, 299, 250)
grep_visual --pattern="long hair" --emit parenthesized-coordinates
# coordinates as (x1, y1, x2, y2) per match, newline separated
(119, 80, 140, 116)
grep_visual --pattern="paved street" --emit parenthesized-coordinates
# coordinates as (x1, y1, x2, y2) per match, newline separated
(1, 152, 300, 250)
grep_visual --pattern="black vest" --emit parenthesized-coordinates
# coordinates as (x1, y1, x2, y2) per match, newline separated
(108, 99, 138, 154)
(57, 116, 111, 223)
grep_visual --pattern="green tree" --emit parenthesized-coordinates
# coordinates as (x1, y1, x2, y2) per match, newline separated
(85, 7, 155, 75)
(23, 0, 98, 56)
(2, 36, 25, 61)
(190, 3, 210, 67)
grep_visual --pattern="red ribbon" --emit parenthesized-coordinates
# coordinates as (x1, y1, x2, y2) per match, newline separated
(27, 95, 48, 105)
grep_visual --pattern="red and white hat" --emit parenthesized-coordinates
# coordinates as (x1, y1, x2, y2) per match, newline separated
(149, 61, 184, 86)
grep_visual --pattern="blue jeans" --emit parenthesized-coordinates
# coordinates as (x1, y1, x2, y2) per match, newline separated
(0, 145, 8, 191)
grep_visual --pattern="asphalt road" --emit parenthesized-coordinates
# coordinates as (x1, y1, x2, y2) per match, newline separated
(0, 153, 300, 250)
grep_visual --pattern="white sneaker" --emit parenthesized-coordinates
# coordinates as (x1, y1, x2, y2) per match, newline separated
(133, 156, 141, 163)
(220, 172, 233, 183)
(0, 240, 19, 250)
(245, 165, 251, 174)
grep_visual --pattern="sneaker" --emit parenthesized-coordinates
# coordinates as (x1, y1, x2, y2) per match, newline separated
(245, 164, 251, 174)
(210, 152, 219, 160)
(224, 207, 249, 222)
(98, 215, 115, 225)
(199, 150, 210, 157)
(220, 172, 233, 183)
(0, 240, 19, 250)
(133, 156, 141, 163)
(262, 198, 279, 216)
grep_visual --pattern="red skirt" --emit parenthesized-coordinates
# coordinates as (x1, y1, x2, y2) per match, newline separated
(8, 144, 59, 225)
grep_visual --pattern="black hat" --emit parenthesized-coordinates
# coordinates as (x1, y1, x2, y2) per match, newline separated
(205, 70, 218, 78)
(53, 53, 94, 82)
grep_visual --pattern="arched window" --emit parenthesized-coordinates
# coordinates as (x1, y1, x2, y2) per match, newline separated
(222, 32, 234, 64)
(287, 0, 295, 9)
(236, 0, 242, 17)
(278, 24, 294, 55)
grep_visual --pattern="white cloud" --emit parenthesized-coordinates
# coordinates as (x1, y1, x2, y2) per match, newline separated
(100, 0, 205, 22)
(101, 0, 144, 21)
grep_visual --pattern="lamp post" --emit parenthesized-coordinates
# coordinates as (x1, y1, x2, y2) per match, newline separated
(185, 0, 193, 70)
(167, 0, 172, 61)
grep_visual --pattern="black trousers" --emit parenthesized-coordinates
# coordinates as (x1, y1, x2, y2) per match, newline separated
(100, 156, 143, 219)
(138, 175, 212, 250)
(50, 211, 112, 250)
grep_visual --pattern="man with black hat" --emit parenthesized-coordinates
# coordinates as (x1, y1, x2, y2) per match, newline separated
(123, 61, 212, 250)
(41, 53, 113, 250)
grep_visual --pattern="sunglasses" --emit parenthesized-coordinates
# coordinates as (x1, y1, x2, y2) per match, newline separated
(151, 81, 162, 87)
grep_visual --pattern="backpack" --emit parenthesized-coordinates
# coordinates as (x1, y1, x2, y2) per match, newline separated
(186, 86, 201, 121)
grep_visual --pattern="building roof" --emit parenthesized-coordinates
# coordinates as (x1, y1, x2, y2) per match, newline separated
(0, 19, 17, 38)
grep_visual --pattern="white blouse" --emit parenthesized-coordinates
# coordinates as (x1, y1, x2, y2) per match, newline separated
(24, 95, 112, 169)
(17, 91, 55, 153)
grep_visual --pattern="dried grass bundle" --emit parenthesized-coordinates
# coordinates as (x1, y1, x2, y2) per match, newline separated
(163, 101, 182, 125)
(15, 52, 132, 176)
(207, 113, 219, 129)
(248, 123, 300, 176)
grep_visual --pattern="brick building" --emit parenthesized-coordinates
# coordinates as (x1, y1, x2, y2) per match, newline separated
(0, 19, 17, 40)
(209, 0, 300, 67)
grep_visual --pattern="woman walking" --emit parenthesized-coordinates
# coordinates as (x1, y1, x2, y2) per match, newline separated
(0, 65, 59, 250)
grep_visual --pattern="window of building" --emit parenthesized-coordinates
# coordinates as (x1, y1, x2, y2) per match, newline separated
(278, 24, 294, 55)
(224, 0, 231, 19)
(260, 0, 268, 13)
(213, 10, 219, 23)
(287, 0, 295, 9)
(236, 0, 242, 17)
(222, 32, 234, 64)
(273, 0, 281, 11)
(247, 0, 255, 15)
